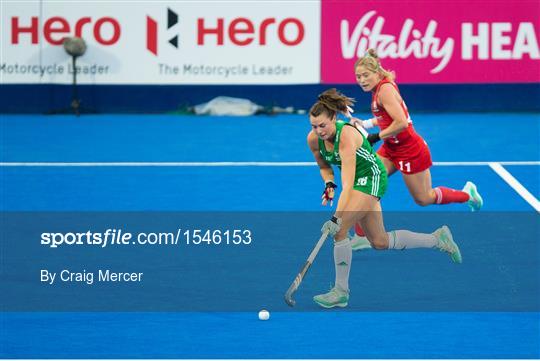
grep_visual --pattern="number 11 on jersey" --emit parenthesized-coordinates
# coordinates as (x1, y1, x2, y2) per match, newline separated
(398, 160, 411, 173)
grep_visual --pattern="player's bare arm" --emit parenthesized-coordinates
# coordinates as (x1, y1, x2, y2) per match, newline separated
(307, 131, 334, 182)
(334, 127, 359, 217)
(377, 84, 408, 139)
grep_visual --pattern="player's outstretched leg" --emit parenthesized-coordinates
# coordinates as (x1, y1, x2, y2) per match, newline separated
(383, 228, 462, 264)
(462, 181, 483, 211)
(350, 223, 372, 251)
(433, 226, 462, 263)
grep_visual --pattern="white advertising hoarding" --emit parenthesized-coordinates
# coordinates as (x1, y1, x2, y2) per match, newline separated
(1, 1, 320, 84)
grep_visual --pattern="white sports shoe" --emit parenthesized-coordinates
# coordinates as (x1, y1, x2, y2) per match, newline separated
(313, 286, 349, 308)
(433, 225, 462, 263)
(462, 181, 483, 212)
(350, 234, 372, 251)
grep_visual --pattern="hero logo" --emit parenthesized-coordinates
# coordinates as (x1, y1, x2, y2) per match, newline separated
(146, 11, 304, 55)
(146, 8, 180, 55)
(195, 17, 304, 46)
(10, 16, 121, 45)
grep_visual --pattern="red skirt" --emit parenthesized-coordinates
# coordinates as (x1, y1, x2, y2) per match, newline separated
(377, 138, 433, 174)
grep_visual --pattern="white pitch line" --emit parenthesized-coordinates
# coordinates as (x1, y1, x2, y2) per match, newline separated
(489, 162, 540, 212)
(0, 161, 539, 167)
(434, 161, 540, 166)
(0, 162, 315, 167)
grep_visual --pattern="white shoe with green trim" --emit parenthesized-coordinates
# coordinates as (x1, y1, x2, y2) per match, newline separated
(462, 181, 483, 211)
(313, 286, 349, 308)
(433, 226, 462, 263)
(350, 234, 372, 251)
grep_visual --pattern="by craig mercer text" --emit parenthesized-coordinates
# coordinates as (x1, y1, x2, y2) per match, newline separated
(40, 228, 253, 249)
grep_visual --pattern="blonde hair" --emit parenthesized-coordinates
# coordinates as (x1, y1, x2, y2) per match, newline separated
(354, 49, 395, 81)
(310, 88, 355, 119)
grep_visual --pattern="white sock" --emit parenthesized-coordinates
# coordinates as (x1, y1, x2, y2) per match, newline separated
(334, 238, 352, 292)
(387, 230, 437, 250)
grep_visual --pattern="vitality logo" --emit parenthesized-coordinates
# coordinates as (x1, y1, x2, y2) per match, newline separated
(146, 8, 179, 55)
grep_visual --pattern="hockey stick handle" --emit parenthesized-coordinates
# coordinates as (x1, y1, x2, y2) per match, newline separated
(284, 231, 329, 306)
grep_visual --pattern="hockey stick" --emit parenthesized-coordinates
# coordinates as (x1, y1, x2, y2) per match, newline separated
(284, 231, 329, 307)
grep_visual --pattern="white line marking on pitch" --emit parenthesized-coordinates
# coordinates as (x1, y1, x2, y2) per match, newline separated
(0, 161, 539, 167)
(0, 162, 314, 167)
(489, 162, 540, 212)
(2, 161, 538, 211)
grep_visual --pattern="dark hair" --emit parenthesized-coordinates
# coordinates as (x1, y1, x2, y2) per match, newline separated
(309, 88, 355, 119)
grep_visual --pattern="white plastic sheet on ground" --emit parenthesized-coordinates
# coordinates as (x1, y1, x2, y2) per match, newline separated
(194, 96, 263, 116)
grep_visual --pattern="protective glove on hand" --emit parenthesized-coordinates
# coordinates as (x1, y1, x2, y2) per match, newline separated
(321, 216, 342, 236)
(367, 133, 381, 146)
(321, 181, 337, 206)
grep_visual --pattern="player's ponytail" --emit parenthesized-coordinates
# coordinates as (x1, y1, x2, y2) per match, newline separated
(354, 49, 396, 81)
(310, 88, 355, 119)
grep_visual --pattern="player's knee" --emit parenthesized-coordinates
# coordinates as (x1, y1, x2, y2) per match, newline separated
(413, 195, 433, 207)
(369, 235, 388, 250)
(335, 229, 349, 241)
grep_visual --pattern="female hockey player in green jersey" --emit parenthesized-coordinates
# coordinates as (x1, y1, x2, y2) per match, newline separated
(308, 88, 462, 308)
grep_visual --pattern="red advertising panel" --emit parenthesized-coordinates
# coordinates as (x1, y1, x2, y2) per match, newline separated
(322, 0, 540, 83)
